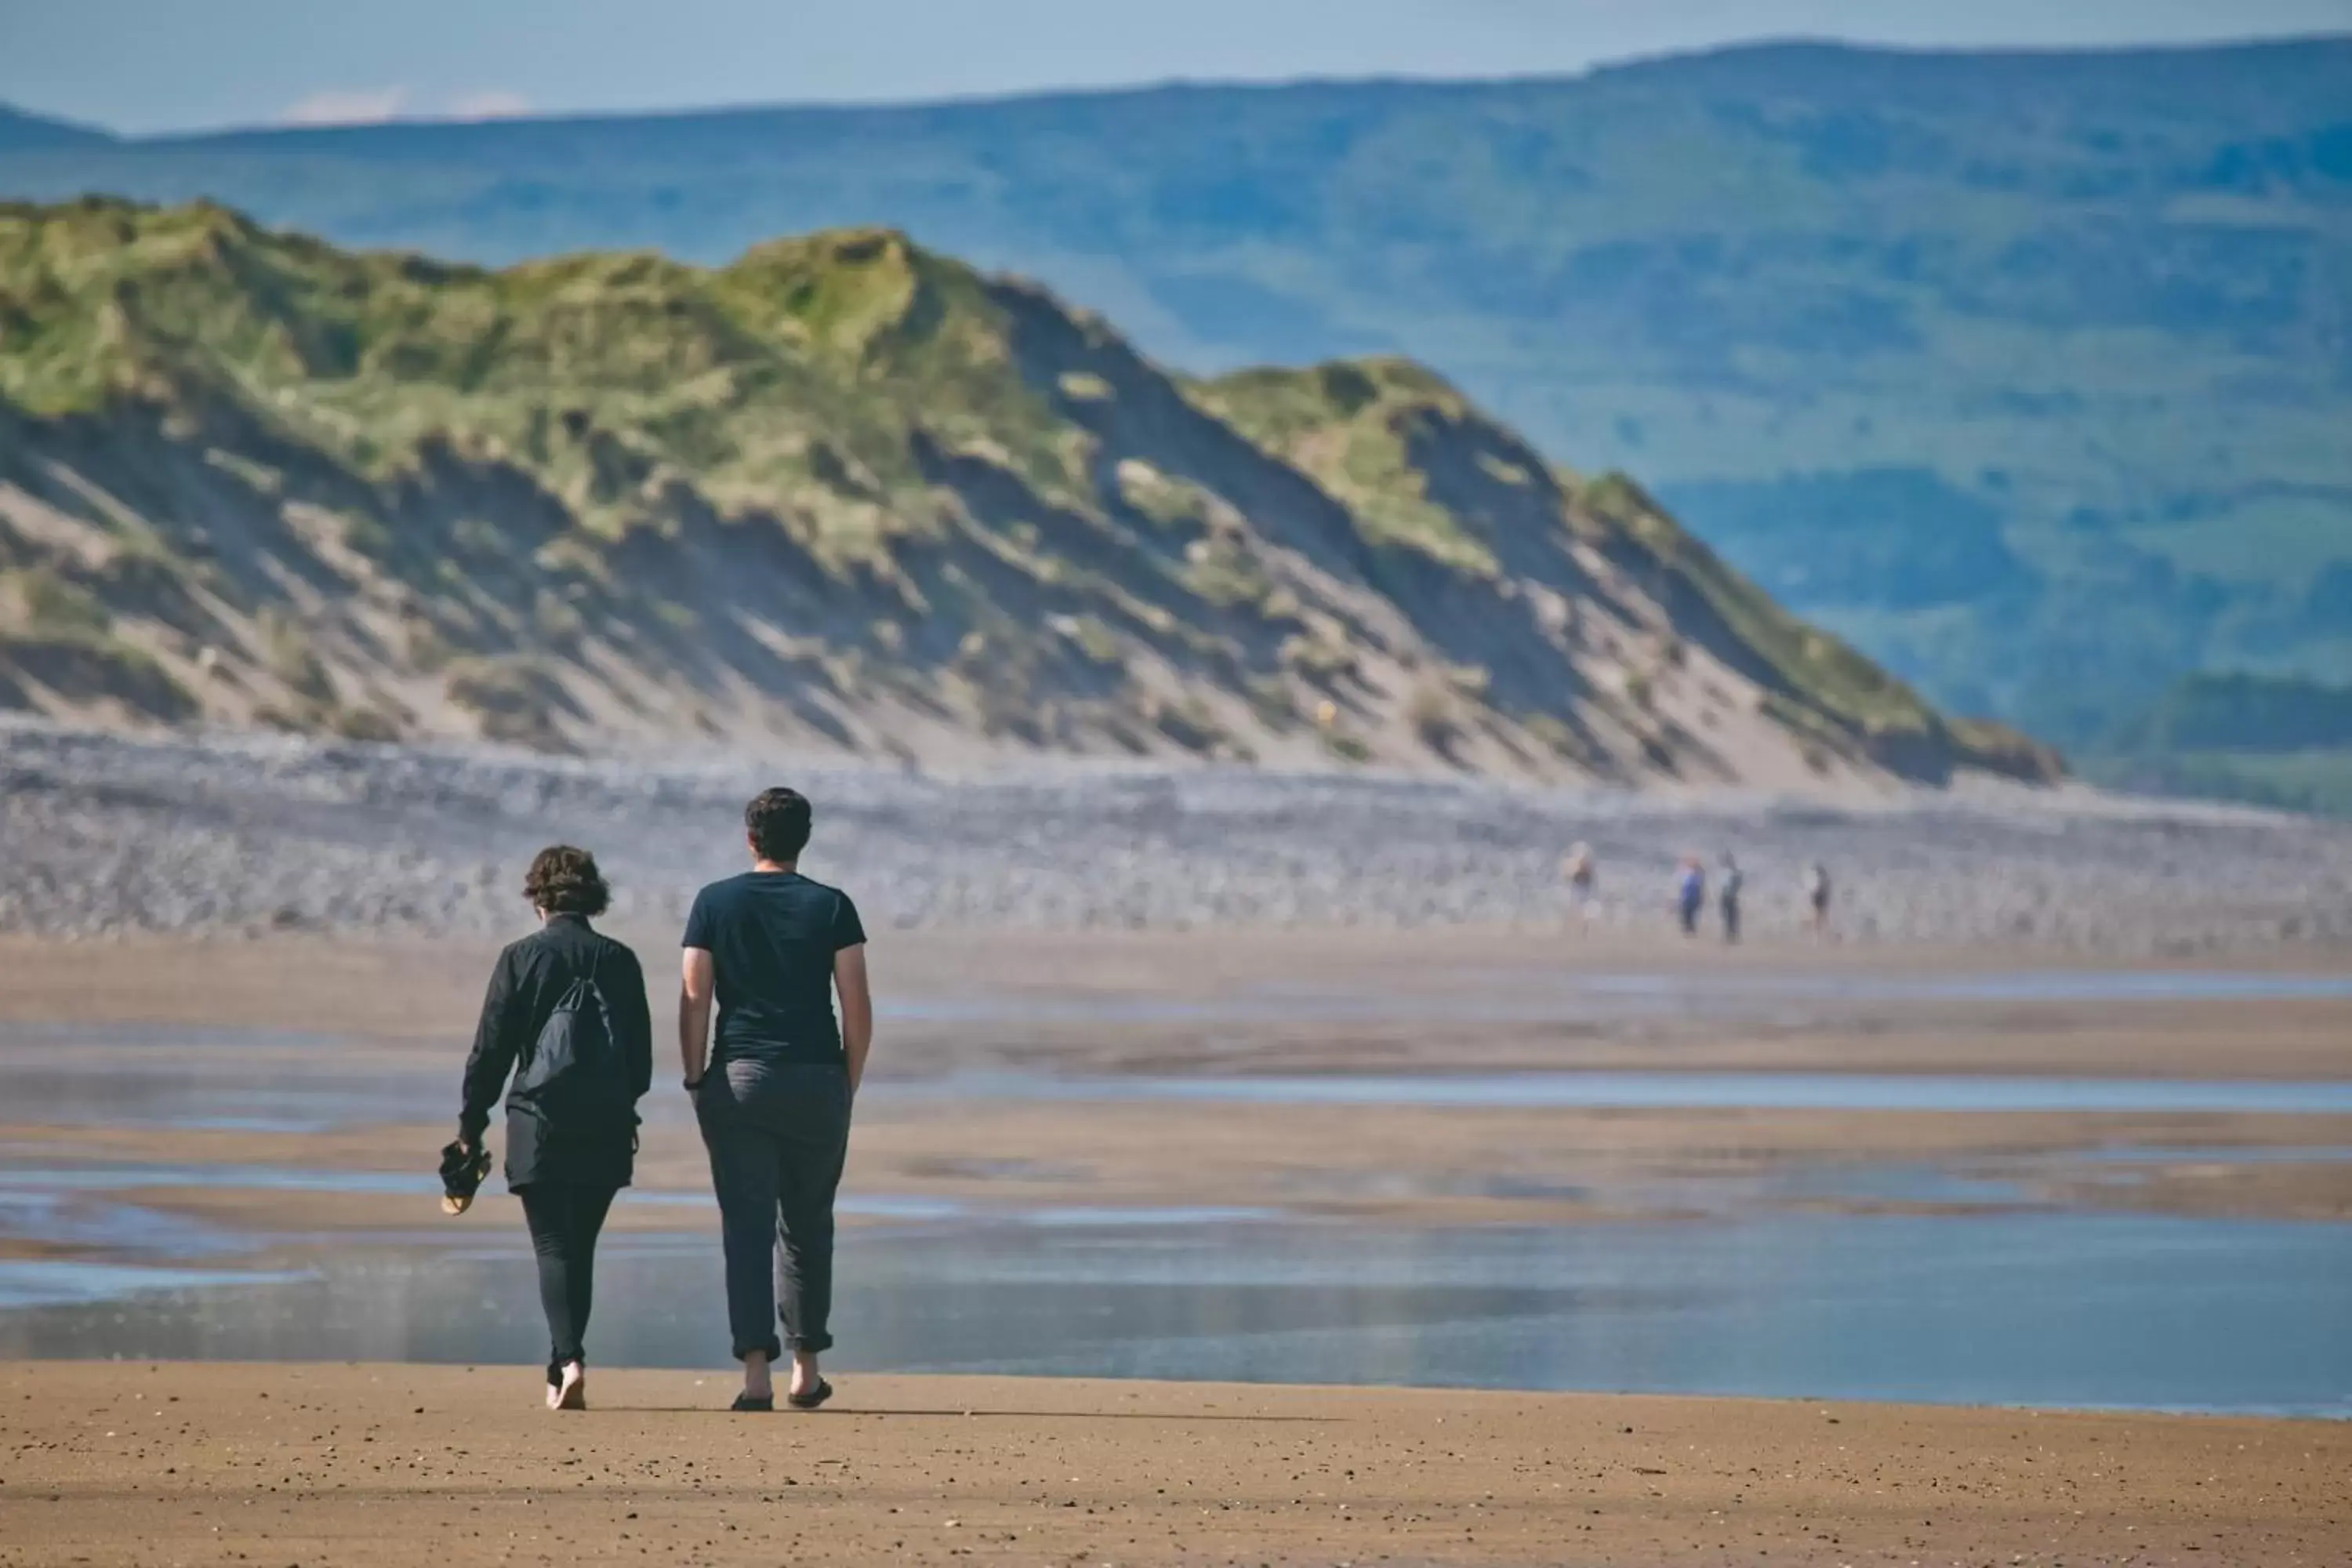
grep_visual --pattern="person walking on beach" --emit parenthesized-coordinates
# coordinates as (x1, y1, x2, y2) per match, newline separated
(681, 787, 873, 1413)
(1675, 855, 1706, 937)
(1719, 853, 1744, 944)
(1806, 861, 1833, 937)
(1562, 841, 1597, 929)
(453, 846, 652, 1411)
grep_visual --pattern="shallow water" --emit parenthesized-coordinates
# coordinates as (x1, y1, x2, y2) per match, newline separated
(20, 1038, 2352, 1131)
(0, 1156, 1278, 1222)
(1575, 971, 2352, 1004)
(0, 1261, 305, 1311)
(1, 1211, 2344, 1417)
(0, 1025, 441, 1132)
(881, 968, 2352, 1026)
(933, 1070, 2352, 1115)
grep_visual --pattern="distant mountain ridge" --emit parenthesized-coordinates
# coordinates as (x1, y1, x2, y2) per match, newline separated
(0, 198, 2050, 789)
(0, 105, 110, 152)
(2084, 671, 2352, 818)
(2, 38, 2345, 751)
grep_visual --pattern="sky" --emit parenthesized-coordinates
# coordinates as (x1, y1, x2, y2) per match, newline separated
(3, 0, 2349, 135)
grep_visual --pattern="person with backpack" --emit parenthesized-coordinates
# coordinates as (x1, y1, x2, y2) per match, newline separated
(453, 845, 653, 1411)
(679, 786, 873, 1413)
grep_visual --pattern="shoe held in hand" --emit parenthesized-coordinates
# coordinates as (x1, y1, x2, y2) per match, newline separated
(438, 1138, 492, 1215)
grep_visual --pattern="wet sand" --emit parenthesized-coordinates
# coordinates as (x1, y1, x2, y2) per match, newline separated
(9, 1094, 2351, 1246)
(3, 931, 2350, 1250)
(6, 927, 2352, 1077)
(2, 1363, 2346, 1567)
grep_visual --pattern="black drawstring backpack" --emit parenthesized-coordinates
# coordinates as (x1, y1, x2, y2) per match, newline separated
(439, 953, 635, 1213)
(509, 955, 636, 1128)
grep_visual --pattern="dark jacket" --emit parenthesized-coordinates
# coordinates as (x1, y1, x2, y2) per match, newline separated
(459, 915, 653, 1189)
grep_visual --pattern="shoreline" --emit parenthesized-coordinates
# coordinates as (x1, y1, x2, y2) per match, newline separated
(3, 1363, 2346, 1566)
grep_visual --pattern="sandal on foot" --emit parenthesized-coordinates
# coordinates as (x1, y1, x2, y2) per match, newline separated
(730, 1392, 774, 1413)
(787, 1378, 833, 1410)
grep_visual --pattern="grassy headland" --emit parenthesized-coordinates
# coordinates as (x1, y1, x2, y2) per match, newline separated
(0, 198, 2049, 785)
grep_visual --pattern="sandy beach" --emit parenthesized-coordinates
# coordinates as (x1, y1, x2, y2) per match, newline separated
(4, 1363, 2347, 1567)
(4, 916, 2348, 1563)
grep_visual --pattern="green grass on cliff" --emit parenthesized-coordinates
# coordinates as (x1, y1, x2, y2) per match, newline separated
(0, 199, 1080, 560)
(1200, 360, 1500, 575)
(1200, 356, 2050, 775)
(0, 198, 2053, 782)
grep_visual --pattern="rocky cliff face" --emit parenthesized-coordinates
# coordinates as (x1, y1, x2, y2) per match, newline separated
(0, 199, 2054, 786)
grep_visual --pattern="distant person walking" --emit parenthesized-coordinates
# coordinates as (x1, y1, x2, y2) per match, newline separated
(1806, 861, 1833, 937)
(1719, 854, 1744, 944)
(1562, 841, 1597, 928)
(681, 787, 873, 1413)
(453, 846, 652, 1411)
(1675, 855, 1706, 937)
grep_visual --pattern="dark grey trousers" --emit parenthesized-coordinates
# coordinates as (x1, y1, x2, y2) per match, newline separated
(695, 1058, 851, 1360)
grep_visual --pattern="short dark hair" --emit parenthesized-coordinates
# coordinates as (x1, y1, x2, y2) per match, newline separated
(523, 844, 611, 916)
(745, 787, 812, 862)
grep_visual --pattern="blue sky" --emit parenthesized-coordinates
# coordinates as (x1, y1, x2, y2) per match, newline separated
(5, 0, 2349, 134)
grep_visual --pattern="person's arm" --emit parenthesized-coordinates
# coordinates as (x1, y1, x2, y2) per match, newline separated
(835, 943, 872, 1097)
(679, 946, 716, 1090)
(457, 950, 521, 1149)
(619, 948, 654, 1105)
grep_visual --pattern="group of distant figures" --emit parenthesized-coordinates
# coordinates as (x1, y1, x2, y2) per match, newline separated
(1559, 844, 1831, 942)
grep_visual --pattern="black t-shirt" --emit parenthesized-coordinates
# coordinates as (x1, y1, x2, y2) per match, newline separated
(683, 871, 866, 1065)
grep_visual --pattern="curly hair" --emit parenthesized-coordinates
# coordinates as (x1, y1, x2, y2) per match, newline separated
(522, 844, 611, 916)
(744, 786, 812, 862)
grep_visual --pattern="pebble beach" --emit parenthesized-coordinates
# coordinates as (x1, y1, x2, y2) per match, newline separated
(5, 722, 2349, 953)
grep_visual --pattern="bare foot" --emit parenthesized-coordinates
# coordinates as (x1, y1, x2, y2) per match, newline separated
(546, 1361, 585, 1411)
(789, 1352, 822, 1400)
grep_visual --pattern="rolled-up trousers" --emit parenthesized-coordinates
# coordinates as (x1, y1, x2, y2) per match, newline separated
(695, 1058, 851, 1360)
